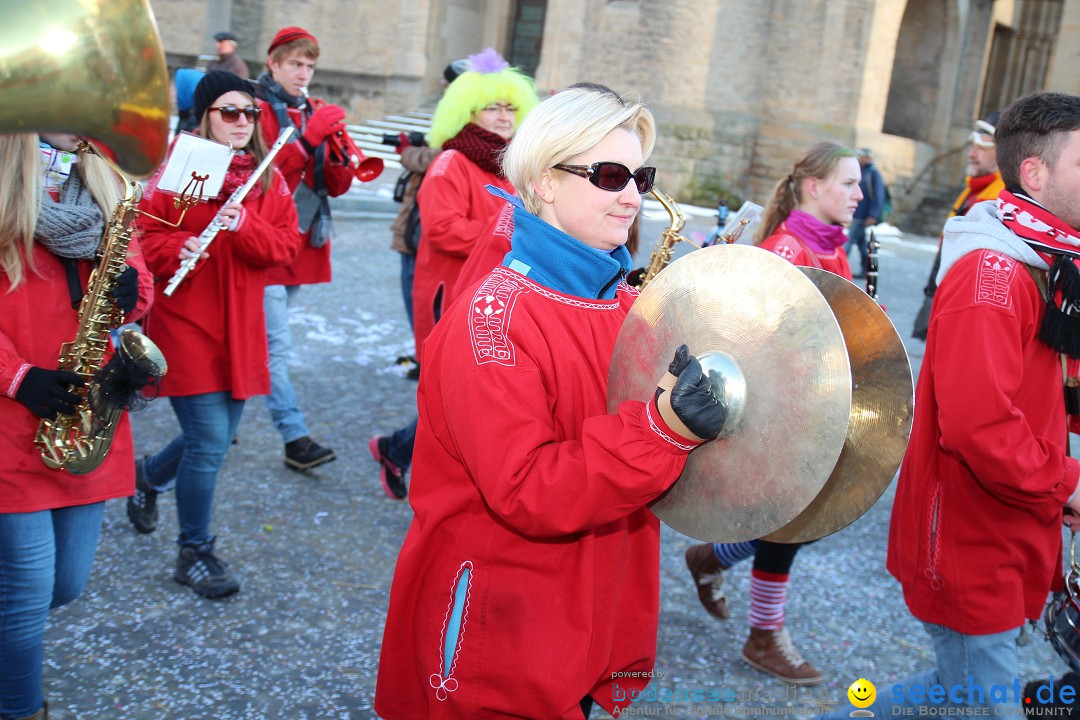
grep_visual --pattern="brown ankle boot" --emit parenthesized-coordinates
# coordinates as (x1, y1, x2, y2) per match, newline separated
(741, 627, 823, 685)
(15, 701, 47, 720)
(684, 543, 730, 619)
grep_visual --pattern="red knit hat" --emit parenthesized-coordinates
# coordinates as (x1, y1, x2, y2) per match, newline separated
(267, 26, 317, 55)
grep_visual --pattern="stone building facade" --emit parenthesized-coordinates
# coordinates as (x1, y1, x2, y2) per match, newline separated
(151, 0, 1080, 233)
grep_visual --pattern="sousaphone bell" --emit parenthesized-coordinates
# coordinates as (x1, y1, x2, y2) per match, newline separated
(0, 0, 170, 178)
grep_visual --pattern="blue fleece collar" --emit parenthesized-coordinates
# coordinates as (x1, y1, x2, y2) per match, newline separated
(486, 185, 631, 300)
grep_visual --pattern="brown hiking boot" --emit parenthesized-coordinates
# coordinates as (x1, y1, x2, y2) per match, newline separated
(684, 543, 730, 620)
(741, 627, 824, 685)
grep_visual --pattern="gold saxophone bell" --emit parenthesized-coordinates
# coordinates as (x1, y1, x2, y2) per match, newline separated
(0, 0, 170, 178)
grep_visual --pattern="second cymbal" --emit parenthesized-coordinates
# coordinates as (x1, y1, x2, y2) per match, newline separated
(607, 244, 852, 542)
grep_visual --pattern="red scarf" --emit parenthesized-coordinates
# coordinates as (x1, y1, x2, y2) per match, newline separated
(998, 189, 1080, 358)
(442, 123, 508, 178)
(217, 152, 262, 202)
(957, 172, 1001, 215)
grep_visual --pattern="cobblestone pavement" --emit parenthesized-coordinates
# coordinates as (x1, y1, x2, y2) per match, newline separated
(40, 187, 1067, 719)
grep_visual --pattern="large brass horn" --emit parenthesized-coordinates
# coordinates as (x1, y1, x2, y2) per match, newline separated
(0, 0, 170, 178)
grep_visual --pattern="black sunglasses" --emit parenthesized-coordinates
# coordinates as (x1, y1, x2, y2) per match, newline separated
(209, 105, 262, 123)
(553, 161, 656, 193)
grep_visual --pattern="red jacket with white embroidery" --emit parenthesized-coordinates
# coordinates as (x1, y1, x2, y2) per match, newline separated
(888, 246, 1079, 633)
(137, 166, 301, 399)
(375, 268, 700, 719)
(0, 241, 154, 512)
(257, 101, 355, 286)
(411, 149, 514, 363)
(759, 222, 854, 281)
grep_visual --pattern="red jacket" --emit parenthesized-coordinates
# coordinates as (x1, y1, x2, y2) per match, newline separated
(888, 248, 1079, 633)
(448, 202, 515, 307)
(137, 167, 301, 399)
(411, 150, 514, 362)
(759, 223, 854, 281)
(376, 268, 700, 719)
(0, 243, 154, 512)
(257, 101, 355, 286)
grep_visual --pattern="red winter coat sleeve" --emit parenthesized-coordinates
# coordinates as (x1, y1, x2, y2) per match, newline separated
(126, 234, 154, 323)
(226, 171, 302, 268)
(418, 151, 509, 259)
(257, 101, 354, 197)
(438, 358, 698, 538)
(932, 270, 1078, 522)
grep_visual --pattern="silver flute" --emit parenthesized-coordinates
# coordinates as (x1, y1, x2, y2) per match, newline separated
(163, 127, 294, 297)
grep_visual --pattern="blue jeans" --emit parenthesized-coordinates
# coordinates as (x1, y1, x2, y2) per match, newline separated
(388, 417, 417, 473)
(846, 219, 869, 274)
(825, 622, 1021, 717)
(145, 392, 245, 546)
(0, 502, 104, 718)
(401, 252, 416, 331)
(264, 284, 309, 444)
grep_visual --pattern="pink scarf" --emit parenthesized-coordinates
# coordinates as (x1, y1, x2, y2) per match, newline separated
(783, 209, 848, 255)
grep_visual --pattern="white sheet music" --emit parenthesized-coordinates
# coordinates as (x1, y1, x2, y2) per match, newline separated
(155, 132, 233, 200)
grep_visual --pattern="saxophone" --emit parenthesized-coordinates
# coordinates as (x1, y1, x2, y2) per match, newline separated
(640, 187, 689, 288)
(35, 172, 168, 474)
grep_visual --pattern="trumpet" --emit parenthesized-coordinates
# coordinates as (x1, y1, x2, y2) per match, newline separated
(301, 88, 384, 182)
(163, 127, 295, 296)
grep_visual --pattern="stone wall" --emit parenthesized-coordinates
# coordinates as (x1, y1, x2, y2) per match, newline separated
(145, 0, 1068, 234)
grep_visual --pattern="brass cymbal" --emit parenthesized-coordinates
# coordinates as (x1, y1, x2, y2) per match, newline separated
(764, 268, 914, 543)
(607, 245, 852, 542)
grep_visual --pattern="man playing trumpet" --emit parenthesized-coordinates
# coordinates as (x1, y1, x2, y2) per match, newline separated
(253, 26, 353, 472)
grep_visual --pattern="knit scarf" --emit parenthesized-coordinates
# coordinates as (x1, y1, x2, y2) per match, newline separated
(256, 71, 332, 246)
(442, 123, 507, 178)
(35, 171, 104, 260)
(998, 189, 1080, 358)
(218, 151, 262, 202)
(782, 209, 848, 255)
(953, 172, 1003, 216)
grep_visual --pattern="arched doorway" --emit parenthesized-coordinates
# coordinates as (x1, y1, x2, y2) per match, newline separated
(882, 0, 954, 143)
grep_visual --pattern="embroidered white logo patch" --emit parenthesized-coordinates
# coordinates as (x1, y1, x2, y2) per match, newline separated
(493, 203, 514, 239)
(470, 269, 524, 366)
(429, 149, 457, 178)
(974, 250, 1016, 309)
(770, 237, 800, 263)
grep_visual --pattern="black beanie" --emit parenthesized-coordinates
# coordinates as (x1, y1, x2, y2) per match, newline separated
(443, 59, 469, 84)
(194, 70, 256, 122)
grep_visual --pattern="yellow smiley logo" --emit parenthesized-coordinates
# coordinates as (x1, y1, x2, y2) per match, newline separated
(848, 678, 876, 709)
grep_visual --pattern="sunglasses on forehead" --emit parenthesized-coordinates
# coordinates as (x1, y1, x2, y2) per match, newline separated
(209, 105, 262, 123)
(553, 161, 656, 193)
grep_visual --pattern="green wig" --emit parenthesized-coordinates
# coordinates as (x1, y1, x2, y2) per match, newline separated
(427, 48, 540, 149)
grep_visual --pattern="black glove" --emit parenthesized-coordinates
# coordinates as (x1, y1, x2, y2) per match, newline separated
(111, 266, 139, 315)
(14, 367, 85, 420)
(626, 267, 646, 288)
(661, 345, 727, 440)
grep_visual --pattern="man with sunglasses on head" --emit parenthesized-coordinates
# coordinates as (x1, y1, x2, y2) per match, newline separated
(913, 111, 1005, 340)
(253, 26, 354, 472)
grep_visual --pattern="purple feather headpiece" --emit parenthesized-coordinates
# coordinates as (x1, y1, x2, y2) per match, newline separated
(468, 47, 509, 74)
